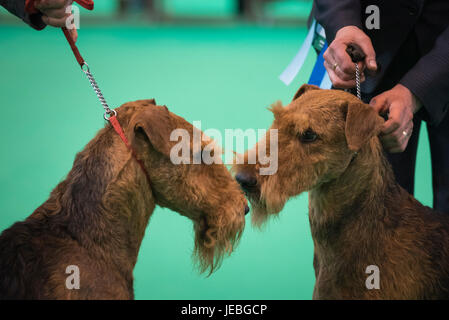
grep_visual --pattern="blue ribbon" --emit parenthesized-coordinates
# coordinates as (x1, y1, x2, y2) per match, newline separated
(308, 43, 328, 86)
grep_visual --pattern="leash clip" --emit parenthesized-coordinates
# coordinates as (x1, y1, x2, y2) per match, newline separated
(81, 62, 90, 72)
(104, 109, 117, 121)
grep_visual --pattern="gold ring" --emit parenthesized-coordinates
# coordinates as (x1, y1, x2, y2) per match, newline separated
(332, 63, 338, 71)
(402, 130, 408, 136)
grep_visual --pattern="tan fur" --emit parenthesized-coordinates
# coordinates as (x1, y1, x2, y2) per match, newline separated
(234, 85, 449, 299)
(0, 99, 247, 299)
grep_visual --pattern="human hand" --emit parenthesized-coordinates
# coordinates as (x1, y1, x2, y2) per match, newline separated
(370, 84, 422, 153)
(323, 26, 377, 89)
(35, 0, 78, 42)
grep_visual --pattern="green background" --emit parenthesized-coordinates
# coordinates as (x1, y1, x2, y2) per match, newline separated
(0, 0, 433, 299)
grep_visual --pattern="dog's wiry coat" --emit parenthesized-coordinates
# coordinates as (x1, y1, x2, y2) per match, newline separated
(234, 85, 449, 299)
(0, 100, 247, 299)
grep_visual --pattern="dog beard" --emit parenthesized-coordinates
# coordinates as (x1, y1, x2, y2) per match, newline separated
(193, 210, 244, 275)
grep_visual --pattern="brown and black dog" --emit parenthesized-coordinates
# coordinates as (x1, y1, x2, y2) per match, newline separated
(234, 85, 449, 299)
(0, 99, 248, 300)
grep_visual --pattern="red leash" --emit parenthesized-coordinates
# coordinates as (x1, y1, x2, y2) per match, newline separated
(65, 30, 153, 187)
(61, 27, 85, 67)
(108, 116, 153, 186)
(25, 1, 152, 187)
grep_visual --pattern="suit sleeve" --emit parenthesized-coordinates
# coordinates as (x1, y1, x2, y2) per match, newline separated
(0, 0, 46, 30)
(400, 26, 449, 126)
(313, 0, 363, 43)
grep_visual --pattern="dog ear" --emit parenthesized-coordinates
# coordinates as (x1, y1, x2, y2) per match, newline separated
(131, 105, 174, 157)
(292, 84, 320, 101)
(269, 100, 284, 119)
(345, 101, 384, 151)
(144, 99, 157, 106)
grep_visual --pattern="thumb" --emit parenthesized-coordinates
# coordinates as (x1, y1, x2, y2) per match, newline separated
(70, 28, 78, 43)
(381, 104, 402, 135)
(358, 38, 377, 71)
(369, 94, 387, 114)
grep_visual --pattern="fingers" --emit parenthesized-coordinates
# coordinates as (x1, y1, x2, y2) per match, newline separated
(42, 14, 70, 27)
(382, 108, 402, 136)
(324, 25, 378, 89)
(36, 0, 74, 28)
(381, 103, 412, 135)
(41, 7, 67, 19)
(379, 102, 414, 153)
(323, 46, 366, 89)
(35, 0, 67, 10)
(369, 94, 388, 114)
(324, 59, 353, 81)
(324, 42, 355, 76)
(381, 121, 413, 153)
(324, 63, 366, 89)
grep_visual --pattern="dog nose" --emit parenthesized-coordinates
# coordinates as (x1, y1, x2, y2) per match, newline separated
(235, 172, 258, 190)
(244, 205, 250, 215)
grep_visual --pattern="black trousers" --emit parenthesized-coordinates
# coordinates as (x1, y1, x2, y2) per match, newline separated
(385, 112, 449, 214)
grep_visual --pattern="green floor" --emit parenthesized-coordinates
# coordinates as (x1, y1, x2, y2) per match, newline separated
(0, 24, 433, 299)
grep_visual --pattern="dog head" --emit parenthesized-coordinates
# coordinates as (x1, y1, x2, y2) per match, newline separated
(233, 85, 384, 226)
(116, 100, 248, 274)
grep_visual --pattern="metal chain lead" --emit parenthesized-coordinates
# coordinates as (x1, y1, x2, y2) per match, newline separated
(82, 63, 116, 120)
(355, 63, 361, 100)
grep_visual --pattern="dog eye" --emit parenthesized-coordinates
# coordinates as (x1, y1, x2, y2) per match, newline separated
(299, 129, 318, 143)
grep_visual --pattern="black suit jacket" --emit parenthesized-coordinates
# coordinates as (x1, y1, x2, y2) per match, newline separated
(0, 0, 46, 30)
(314, 0, 449, 126)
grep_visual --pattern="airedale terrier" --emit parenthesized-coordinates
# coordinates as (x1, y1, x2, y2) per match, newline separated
(0, 100, 248, 299)
(234, 85, 449, 299)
